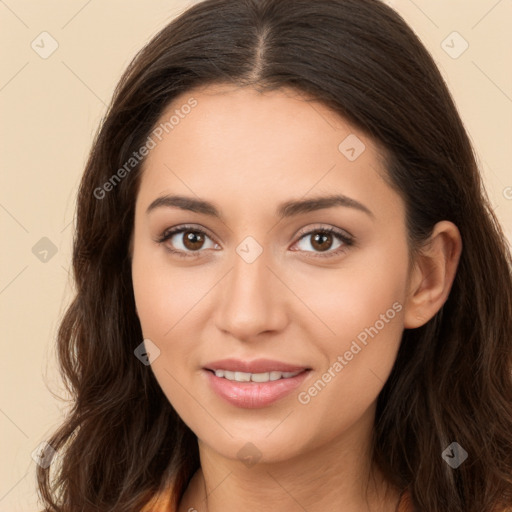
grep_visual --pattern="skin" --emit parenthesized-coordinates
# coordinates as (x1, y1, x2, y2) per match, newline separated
(130, 83, 462, 512)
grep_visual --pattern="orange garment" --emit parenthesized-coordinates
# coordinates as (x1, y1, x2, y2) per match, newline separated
(141, 488, 414, 512)
(141, 492, 173, 512)
(397, 489, 414, 511)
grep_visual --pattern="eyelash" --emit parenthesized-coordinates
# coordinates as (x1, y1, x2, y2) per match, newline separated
(155, 224, 354, 259)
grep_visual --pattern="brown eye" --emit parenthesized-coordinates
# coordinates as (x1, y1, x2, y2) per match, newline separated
(293, 226, 354, 258)
(310, 232, 334, 252)
(157, 225, 218, 258)
(182, 230, 206, 251)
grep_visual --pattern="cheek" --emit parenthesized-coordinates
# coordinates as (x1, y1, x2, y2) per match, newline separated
(131, 240, 213, 340)
(291, 240, 408, 345)
(293, 242, 407, 403)
(131, 248, 216, 405)
(131, 256, 204, 412)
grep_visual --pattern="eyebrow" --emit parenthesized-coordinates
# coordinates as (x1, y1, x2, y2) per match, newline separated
(146, 193, 374, 220)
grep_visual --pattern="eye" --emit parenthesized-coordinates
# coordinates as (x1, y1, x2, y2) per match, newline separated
(292, 226, 354, 258)
(156, 225, 219, 258)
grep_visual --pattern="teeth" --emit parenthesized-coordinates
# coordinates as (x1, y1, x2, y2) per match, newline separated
(235, 371, 251, 382)
(213, 369, 302, 382)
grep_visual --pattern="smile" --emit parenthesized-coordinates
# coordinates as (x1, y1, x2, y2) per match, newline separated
(203, 369, 311, 409)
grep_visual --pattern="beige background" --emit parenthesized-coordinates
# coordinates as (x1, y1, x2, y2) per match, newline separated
(1, 0, 511, 510)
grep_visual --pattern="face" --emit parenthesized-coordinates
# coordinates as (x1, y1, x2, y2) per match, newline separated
(131, 84, 411, 464)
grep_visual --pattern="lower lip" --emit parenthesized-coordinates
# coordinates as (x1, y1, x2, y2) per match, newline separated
(204, 369, 310, 409)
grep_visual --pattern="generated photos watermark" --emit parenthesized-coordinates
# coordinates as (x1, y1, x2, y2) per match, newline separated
(94, 97, 198, 200)
(297, 301, 403, 405)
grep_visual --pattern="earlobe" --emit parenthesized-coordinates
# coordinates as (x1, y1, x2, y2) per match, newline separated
(403, 221, 462, 329)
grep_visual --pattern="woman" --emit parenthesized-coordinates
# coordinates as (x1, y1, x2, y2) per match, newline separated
(36, 0, 512, 511)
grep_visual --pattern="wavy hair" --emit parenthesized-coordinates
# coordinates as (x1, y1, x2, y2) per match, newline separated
(37, 0, 512, 510)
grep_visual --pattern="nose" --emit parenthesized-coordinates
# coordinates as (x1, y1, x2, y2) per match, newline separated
(213, 246, 289, 342)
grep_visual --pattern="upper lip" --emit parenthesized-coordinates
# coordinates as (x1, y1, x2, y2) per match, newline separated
(204, 358, 310, 373)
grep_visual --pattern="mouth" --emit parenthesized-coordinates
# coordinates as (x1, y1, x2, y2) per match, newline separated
(203, 358, 312, 408)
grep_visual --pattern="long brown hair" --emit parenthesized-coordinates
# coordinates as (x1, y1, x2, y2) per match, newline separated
(37, 0, 512, 510)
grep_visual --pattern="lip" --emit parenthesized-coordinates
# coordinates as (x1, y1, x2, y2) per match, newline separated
(204, 358, 310, 374)
(203, 359, 311, 409)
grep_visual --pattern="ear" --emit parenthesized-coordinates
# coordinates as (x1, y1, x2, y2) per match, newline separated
(403, 221, 462, 329)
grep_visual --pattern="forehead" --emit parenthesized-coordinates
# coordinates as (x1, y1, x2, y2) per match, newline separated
(136, 83, 395, 219)
(150, 83, 372, 158)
